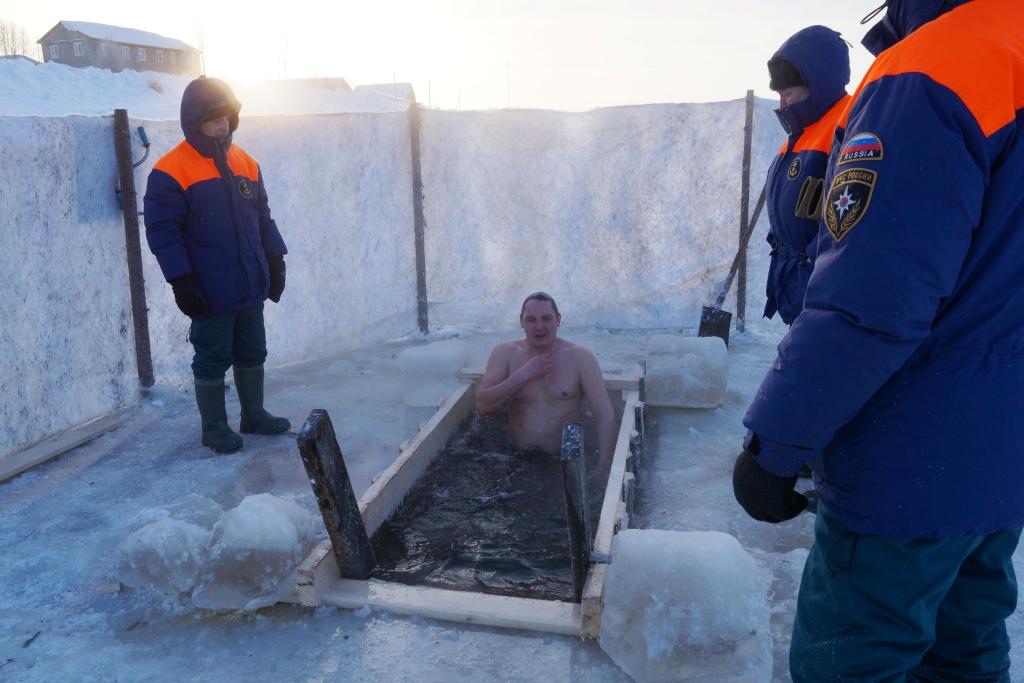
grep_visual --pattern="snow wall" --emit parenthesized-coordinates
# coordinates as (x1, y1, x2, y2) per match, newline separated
(1, 98, 781, 460)
(421, 100, 779, 329)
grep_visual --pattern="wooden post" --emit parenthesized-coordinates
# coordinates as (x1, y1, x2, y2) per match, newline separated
(297, 409, 376, 579)
(408, 103, 429, 334)
(737, 90, 754, 332)
(560, 421, 590, 602)
(113, 109, 154, 387)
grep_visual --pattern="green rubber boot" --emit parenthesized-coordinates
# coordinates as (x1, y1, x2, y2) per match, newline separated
(194, 377, 244, 454)
(234, 365, 291, 435)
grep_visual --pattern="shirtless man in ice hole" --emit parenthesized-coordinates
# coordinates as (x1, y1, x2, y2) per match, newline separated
(475, 292, 615, 464)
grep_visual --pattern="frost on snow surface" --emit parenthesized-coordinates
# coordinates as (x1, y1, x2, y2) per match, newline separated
(599, 529, 772, 683)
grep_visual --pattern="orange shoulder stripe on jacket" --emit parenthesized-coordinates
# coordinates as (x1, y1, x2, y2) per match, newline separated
(792, 94, 850, 154)
(841, 0, 1024, 137)
(152, 141, 219, 190)
(227, 146, 260, 182)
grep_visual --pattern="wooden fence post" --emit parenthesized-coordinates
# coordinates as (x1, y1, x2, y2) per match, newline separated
(113, 109, 154, 387)
(409, 103, 429, 334)
(297, 409, 377, 579)
(737, 90, 754, 332)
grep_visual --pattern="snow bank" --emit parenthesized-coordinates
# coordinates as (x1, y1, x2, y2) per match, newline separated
(0, 116, 138, 458)
(0, 60, 409, 118)
(421, 101, 779, 331)
(599, 529, 772, 683)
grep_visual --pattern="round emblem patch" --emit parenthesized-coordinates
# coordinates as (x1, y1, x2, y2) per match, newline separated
(787, 157, 801, 180)
(238, 178, 254, 200)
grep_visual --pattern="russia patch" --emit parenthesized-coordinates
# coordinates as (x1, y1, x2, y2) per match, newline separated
(838, 132, 884, 165)
(824, 168, 877, 242)
(787, 156, 801, 180)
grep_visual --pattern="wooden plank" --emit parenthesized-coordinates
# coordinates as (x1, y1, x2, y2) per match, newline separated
(457, 367, 642, 392)
(297, 410, 376, 579)
(0, 408, 132, 483)
(358, 382, 476, 536)
(319, 579, 583, 636)
(580, 563, 607, 638)
(559, 422, 590, 602)
(592, 391, 642, 560)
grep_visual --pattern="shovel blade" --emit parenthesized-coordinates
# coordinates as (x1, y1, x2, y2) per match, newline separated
(698, 306, 732, 346)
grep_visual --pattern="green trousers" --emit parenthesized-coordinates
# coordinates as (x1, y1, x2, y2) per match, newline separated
(189, 303, 267, 380)
(791, 503, 1021, 683)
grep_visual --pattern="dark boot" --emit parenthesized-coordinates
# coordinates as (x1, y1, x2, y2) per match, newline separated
(233, 365, 291, 435)
(194, 377, 243, 454)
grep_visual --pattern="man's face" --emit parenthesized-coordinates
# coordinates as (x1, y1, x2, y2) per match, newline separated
(200, 114, 231, 139)
(778, 86, 810, 111)
(520, 300, 560, 350)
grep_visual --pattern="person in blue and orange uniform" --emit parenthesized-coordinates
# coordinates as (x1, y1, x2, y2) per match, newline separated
(144, 77, 290, 454)
(733, 1, 1024, 680)
(762, 25, 850, 326)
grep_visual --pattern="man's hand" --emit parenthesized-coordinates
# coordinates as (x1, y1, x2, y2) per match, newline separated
(517, 353, 553, 382)
(268, 255, 286, 303)
(169, 273, 208, 318)
(733, 449, 807, 523)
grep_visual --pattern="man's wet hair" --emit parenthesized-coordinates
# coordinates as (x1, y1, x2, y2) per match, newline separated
(520, 291, 559, 316)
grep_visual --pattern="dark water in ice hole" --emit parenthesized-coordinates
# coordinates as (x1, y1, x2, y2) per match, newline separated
(369, 411, 611, 602)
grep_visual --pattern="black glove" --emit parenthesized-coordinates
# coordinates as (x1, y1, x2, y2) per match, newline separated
(169, 273, 208, 318)
(268, 255, 286, 303)
(733, 449, 807, 523)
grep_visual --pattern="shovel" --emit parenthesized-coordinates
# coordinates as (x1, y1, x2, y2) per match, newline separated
(698, 185, 767, 345)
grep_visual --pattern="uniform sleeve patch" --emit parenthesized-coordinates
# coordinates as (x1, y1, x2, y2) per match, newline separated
(787, 156, 801, 179)
(824, 168, 877, 242)
(838, 132, 884, 165)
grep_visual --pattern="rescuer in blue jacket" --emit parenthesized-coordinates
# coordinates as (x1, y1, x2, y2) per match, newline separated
(733, 1, 1024, 680)
(762, 26, 850, 325)
(144, 77, 290, 454)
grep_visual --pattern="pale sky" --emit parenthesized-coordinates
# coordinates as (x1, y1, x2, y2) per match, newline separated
(2, 0, 880, 111)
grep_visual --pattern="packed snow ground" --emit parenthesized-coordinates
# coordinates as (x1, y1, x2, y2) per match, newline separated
(4, 322, 1024, 682)
(0, 59, 409, 118)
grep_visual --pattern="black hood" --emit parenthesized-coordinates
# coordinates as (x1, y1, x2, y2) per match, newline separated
(179, 77, 241, 158)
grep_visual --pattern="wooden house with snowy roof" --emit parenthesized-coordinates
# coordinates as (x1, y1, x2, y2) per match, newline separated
(37, 21, 201, 75)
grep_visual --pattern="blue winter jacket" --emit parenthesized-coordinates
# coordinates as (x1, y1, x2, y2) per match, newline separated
(143, 77, 287, 316)
(745, 0, 1024, 537)
(763, 26, 850, 325)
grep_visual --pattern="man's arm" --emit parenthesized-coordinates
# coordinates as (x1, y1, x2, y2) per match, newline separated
(143, 168, 192, 281)
(475, 344, 550, 415)
(577, 348, 615, 463)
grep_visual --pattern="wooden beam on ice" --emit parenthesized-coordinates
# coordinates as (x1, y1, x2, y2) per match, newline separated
(560, 422, 590, 603)
(0, 408, 131, 483)
(297, 409, 376, 579)
(319, 579, 583, 636)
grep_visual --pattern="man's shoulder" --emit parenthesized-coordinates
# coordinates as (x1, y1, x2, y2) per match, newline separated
(227, 145, 261, 180)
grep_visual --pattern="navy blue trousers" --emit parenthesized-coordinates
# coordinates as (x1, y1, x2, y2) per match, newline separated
(189, 303, 267, 380)
(791, 503, 1021, 683)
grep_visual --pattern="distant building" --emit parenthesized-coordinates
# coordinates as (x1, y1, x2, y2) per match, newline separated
(284, 77, 351, 92)
(355, 82, 416, 103)
(37, 21, 201, 75)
